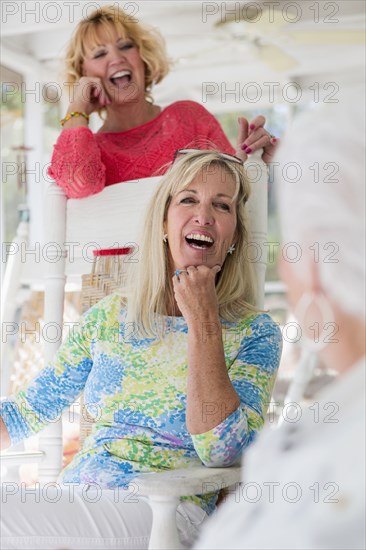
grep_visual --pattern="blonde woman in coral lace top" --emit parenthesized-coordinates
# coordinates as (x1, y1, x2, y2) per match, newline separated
(48, 5, 278, 198)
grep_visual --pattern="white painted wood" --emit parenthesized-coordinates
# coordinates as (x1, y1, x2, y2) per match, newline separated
(0, 45, 44, 76)
(137, 465, 242, 549)
(43, 184, 67, 358)
(136, 465, 241, 498)
(1, 214, 29, 395)
(64, 176, 161, 276)
(38, 183, 67, 482)
(147, 496, 182, 550)
(0, 450, 44, 466)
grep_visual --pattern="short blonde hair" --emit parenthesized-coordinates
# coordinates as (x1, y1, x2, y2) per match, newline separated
(64, 5, 170, 98)
(125, 150, 258, 339)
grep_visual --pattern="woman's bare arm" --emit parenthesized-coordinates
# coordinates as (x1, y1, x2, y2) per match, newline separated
(172, 265, 240, 434)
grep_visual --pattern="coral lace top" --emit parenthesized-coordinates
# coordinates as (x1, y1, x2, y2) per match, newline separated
(48, 100, 236, 198)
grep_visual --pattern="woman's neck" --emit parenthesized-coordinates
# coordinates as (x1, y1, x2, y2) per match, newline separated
(100, 100, 161, 132)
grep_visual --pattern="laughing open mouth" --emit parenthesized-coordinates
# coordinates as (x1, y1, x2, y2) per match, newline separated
(185, 233, 214, 250)
(109, 70, 132, 87)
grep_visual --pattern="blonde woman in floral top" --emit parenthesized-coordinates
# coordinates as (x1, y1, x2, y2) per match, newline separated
(1, 150, 282, 549)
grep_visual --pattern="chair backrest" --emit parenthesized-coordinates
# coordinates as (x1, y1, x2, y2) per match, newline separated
(44, 176, 162, 355)
(64, 177, 162, 278)
(40, 155, 268, 479)
(39, 177, 161, 480)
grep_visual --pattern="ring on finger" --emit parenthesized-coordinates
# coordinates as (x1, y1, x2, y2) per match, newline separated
(175, 269, 186, 278)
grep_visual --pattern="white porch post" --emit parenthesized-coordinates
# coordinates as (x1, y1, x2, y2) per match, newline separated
(1, 49, 64, 480)
(37, 184, 67, 483)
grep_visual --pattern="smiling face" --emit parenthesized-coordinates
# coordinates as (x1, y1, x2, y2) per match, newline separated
(164, 167, 238, 274)
(82, 27, 146, 104)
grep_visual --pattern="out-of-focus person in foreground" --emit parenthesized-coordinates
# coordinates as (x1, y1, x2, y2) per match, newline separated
(195, 78, 365, 550)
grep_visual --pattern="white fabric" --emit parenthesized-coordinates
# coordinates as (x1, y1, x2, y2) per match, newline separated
(195, 358, 366, 549)
(0, 485, 207, 549)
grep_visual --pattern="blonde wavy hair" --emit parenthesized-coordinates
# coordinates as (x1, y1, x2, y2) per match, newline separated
(64, 5, 170, 99)
(124, 150, 259, 339)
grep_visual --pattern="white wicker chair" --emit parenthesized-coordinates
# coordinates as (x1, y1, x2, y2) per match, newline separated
(1, 151, 269, 549)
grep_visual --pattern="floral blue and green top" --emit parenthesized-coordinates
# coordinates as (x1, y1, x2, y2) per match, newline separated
(1, 293, 282, 513)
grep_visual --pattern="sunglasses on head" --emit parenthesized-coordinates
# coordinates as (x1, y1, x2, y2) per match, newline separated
(173, 149, 244, 165)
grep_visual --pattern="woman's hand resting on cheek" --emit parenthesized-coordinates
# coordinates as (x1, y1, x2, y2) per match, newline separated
(172, 265, 221, 324)
(69, 76, 112, 116)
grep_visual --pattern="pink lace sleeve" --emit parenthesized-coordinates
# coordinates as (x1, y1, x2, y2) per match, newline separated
(48, 127, 106, 198)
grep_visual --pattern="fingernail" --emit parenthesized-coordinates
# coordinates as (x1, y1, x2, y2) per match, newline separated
(249, 124, 256, 130)
(246, 148, 252, 154)
(271, 137, 277, 143)
(241, 143, 248, 151)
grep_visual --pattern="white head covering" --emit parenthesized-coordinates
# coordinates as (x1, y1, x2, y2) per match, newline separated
(276, 79, 365, 321)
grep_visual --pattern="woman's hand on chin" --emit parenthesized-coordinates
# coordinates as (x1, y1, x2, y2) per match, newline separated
(236, 115, 279, 165)
(69, 76, 112, 116)
(172, 264, 221, 324)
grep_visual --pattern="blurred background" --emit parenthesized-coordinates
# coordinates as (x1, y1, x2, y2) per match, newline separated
(2, 0, 364, 269)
